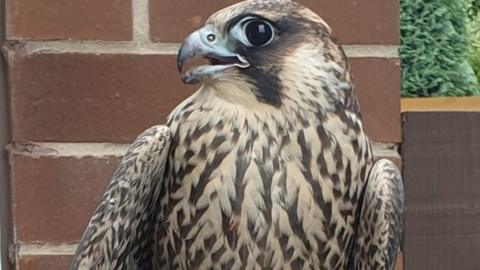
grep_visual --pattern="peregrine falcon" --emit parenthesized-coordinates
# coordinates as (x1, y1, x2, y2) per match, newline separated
(70, 0, 404, 269)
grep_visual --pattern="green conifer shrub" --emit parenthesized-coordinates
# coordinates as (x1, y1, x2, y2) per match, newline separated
(468, 0, 480, 83)
(400, 0, 480, 97)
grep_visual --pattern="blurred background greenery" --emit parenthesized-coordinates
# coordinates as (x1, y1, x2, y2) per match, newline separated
(468, 0, 480, 88)
(400, 0, 480, 97)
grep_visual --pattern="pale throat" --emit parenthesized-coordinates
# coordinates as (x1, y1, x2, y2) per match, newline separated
(186, 44, 350, 126)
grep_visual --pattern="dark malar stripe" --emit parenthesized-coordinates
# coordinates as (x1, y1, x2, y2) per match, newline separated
(243, 67, 282, 107)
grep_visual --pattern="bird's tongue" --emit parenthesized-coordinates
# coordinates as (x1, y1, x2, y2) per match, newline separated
(204, 55, 241, 66)
(180, 56, 209, 76)
(179, 52, 249, 85)
(180, 55, 237, 75)
(182, 63, 238, 84)
(180, 55, 245, 84)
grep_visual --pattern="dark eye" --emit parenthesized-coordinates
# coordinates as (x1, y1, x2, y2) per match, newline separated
(244, 20, 275, 46)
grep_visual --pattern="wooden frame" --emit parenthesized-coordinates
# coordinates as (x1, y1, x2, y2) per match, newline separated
(401, 97, 480, 112)
(401, 97, 480, 270)
(0, 2, 12, 268)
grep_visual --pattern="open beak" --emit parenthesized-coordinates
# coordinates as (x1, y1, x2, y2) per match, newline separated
(177, 26, 250, 84)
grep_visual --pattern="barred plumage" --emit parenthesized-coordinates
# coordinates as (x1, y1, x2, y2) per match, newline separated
(71, 1, 404, 269)
(70, 126, 171, 270)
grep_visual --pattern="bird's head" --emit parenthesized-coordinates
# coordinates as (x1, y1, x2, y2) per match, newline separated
(177, 0, 353, 109)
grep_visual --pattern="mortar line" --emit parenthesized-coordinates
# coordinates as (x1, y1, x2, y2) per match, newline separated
(13, 41, 398, 58)
(132, 0, 151, 45)
(17, 243, 78, 256)
(371, 142, 401, 158)
(8, 142, 400, 159)
(8, 142, 129, 158)
(344, 45, 399, 58)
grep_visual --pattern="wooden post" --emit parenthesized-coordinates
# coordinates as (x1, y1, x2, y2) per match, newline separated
(402, 97, 480, 270)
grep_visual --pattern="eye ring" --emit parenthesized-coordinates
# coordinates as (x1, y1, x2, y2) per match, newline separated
(243, 19, 275, 47)
(206, 34, 216, 43)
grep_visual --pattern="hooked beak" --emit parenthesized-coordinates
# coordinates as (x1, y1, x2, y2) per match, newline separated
(177, 26, 250, 84)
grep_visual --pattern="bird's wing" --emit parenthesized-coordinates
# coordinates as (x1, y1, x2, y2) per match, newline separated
(350, 159, 404, 270)
(69, 125, 171, 270)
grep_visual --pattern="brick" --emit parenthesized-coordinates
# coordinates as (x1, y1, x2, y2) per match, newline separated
(18, 255, 71, 270)
(9, 52, 399, 143)
(301, 0, 400, 44)
(11, 155, 118, 243)
(149, 0, 399, 44)
(351, 58, 401, 143)
(11, 155, 402, 244)
(395, 253, 404, 270)
(6, 0, 132, 41)
(14, 252, 402, 270)
(15, 253, 403, 270)
(11, 155, 403, 246)
(9, 52, 195, 143)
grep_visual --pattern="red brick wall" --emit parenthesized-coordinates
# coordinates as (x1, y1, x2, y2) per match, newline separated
(4, 1, 401, 269)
